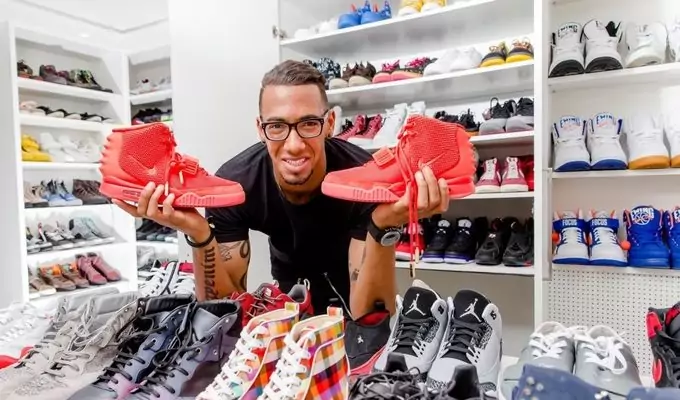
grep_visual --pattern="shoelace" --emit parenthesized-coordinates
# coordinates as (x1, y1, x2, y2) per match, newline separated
(261, 334, 311, 400)
(349, 370, 427, 399)
(560, 227, 585, 245)
(405, 57, 428, 70)
(555, 135, 587, 150)
(592, 226, 618, 245)
(587, 37, 618, 51)
(161, 135, 208, 197)
(393, 315, 432, 352)
(139, 266, 171, 296)
(504, 159, 520, 179)
(202, 325, 268, 398)
(171, 274, 195, 295)
(440, 318, 483, 359)
(578, 335, 628, 375)
(528, 331, 572, 359)
(479, 159, 497, 181)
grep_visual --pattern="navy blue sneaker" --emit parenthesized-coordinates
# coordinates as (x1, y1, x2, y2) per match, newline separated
(624, 206, 670, 268)
(445, 218, 477, 264)
(512, 364, 612, 400)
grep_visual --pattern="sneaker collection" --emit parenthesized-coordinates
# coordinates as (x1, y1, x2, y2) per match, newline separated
(136, 218, 178, 243)
(16, 60, 113, 92)
(25, 217, 115, 253)
(552, 206, 680, 268)
(21, 133, 102, 163)
(553, 114, 680, 172)
(23, 179, 110, 208)
(476, 155, 534, 194)
(19, 100, 114, 123)
(549, 19, 680, 78)
(27, 252, 121, 297)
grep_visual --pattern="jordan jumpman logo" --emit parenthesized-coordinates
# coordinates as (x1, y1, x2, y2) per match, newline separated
(460, 298, 481, 322)
(406, 293, 426, 316)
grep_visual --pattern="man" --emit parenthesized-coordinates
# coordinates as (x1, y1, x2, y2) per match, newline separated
(116, 60, 449, 317)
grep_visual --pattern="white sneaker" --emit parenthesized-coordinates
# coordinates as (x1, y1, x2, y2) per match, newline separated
(625, 114, 670, 169)
(664, 115, 680, 167)
(0, 309, 52, 362)
(589, 210, 627, 267)
(39, 133, 75, 162)
(76, 138, 101, 163)
(553, 210, 590, 265)
(549, 22, 585, 77)
(426, 290, 502, 397)
(171, 273, 195, 295)
(583, 20, 623, 73)
(625, 22, 668, 68)
(586, 112, 627, 170)
(552, 116, 590, 172)
(372, 103, 409, 148)
(58, 136, 89, 162)
(407, 101, 427, 117)
(668, 18, 680, 62)
(450, 47, 483, 71)
(139, 261, 181, 297)
(424, 49, 460, 76)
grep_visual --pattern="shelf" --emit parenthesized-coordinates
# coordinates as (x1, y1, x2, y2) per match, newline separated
(553, 264, 680, 276)
(27, 242, 131, 261)
(552, 168, 680, 179)
(17, 78, 120, 102)
(20, 114, 112, 132)
(548, 63, 680, 92)
(280, 0, 532, 60)
(462, 192, 534, 200)
(24, 204, 112, 213)
(30, 280, 134, 309)
(327, 61, 534, 112)
(470, 130, 534, 146)
(397, 261, 535, 276)
(22, 161, 100, 171)
(130, 89, 173, 105)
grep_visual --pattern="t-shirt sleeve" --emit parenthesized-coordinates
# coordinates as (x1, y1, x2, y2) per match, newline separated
(349, 203, 378, 241)
(205, 205, 251, 243)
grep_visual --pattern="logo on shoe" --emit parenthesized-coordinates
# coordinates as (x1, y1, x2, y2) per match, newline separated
(559, 116, 581, 130)
(672, 209, 680, 224)
(590, 218, 610, 227)
(558, 24, 580, 37)
(631, 207, 655, 225)
(460, 298, 481, 322)
(406, 294, 426, 316)
(438, 220, 451, 228)
(562, 219, 578, 227)
(595, 113, 614, 127)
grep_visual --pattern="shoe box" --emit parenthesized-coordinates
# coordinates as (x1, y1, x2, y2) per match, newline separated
(553, 206, 680, 269)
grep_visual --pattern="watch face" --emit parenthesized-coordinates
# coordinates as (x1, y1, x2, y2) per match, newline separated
(381, 230, 401, 247)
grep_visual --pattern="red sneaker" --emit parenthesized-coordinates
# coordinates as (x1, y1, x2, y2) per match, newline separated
(348, 114, 383, 147)
(500, 156, 528, 192)
(520, 155, 535, 191)
(178, 262, 194, 274)
(475, 158, 501, 193)
(76, 254, 107, 285)
(99, 123, 245, 208)
(395, 223, 424, 261)
(231, 281, 313, 325)
(86, 252, 121, 281)
(337, 115, 367, 141)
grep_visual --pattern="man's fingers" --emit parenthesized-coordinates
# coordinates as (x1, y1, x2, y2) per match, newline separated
(438, 178, 450, 213)
(422, 166, 440, 210)
(146, 185, 165, 218)
(113, 199, 140, 217)
(162, 193, 176, 217)
(136, 182, 155, 216)
(415, 171, 429, 212)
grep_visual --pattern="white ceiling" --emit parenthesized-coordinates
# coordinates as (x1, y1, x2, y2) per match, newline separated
(14, 0, 168, 32)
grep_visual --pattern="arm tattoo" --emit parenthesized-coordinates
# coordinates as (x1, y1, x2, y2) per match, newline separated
(218, 242, 240, 262)
(350, 268, 360, 282)
(202, 246, 219, 300)
(238, 241, 251, 291)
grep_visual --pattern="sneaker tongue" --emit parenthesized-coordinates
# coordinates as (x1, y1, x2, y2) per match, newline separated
(556, 116, 583, 138)
(254, 283, 284, 299)
(592, 113, 619, 136)
(457, 218, 472, 229)
(592, 210, 610, 219)
(557, 23, 581, 42)
(401, 287, 437, 319)
(584, 20, 611, 39)
(670, 208, 680, 225)
(453, 290, 489, 323)
(629, 206, 661, 231)
(560, 211, 578, 219)
(438, 219, 451, 229)
(191, 308, 219, 339)
(666, 306, 680, 339)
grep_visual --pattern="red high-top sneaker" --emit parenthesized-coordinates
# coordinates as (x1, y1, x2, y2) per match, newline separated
(99, 123, 245, 208)
(322, 115, 476, 202)
(520, 155, 535, 191)
(231, 281, 314, 326)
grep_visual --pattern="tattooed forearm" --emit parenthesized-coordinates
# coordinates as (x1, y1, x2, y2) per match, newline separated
(203, 246, 219, 300)
(218, 242, 240, 262)
(237, 241, 251, 291)
(350, 268, 360, 282)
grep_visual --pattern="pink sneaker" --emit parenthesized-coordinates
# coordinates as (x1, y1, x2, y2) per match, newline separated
(500, 156, 529, 192)
(337, 115, 367, 141)
(475, 158, 501, 193)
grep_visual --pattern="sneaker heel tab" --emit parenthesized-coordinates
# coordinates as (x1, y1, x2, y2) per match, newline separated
(285, 302, 300, 314)
(327, 306, 343, 318)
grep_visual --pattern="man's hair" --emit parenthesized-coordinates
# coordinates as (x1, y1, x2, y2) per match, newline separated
(259, 60, 328, 111)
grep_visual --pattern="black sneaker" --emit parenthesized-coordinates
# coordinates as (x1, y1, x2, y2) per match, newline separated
(506, 97, 535, 132)
(647, 302, 680, 389)
(444, 218, 477, 264)
(430, 364, 484, 400)
(346, 302, 391, 380)
(350, 364, 425, 399)
(423, 219, 452, 263)
(503, 218, 534, 267)
(459, 109, 481, 134)
(475, 218, 516, 266)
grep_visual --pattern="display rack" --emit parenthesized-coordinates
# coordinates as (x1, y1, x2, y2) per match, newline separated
(278, 0, 541, 358)
(0, 23, 137, 309)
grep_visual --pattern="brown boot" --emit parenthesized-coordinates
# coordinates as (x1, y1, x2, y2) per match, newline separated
(39, 265, 76, 291)
(72, 179, 108, 205)
(28, 268, 56, 296)
(60, 262, 90, 288)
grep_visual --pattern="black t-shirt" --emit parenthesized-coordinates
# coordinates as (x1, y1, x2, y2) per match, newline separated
(206, 138, 376, 313)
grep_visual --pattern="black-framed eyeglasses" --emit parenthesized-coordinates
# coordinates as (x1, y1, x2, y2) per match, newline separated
(260, 109, 329, 141)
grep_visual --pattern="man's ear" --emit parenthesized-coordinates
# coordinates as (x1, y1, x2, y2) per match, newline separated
(255, 117, 266, 143)
(326, 107, 336, 138)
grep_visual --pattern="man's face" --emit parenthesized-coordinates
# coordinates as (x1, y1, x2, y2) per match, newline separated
(257, 84, 334, 189)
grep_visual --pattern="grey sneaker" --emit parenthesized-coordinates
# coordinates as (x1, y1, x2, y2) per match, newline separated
(69, 218, 105, 245)
(128, 299, 241, 399)
(499, 322, 578, 400)
(6, 292, 139, 400)
(82, 217, 116, 243)
(373, 280, 448, 379)
(67, 295, 195, 400)
(427, 290, 503, 397)
(573, 325, 642, 400)
(0, 289, 118, 397)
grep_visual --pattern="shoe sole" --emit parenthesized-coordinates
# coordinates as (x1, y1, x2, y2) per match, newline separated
(585, 56, 623, 73)
(100, 182, 245, 208)
(549, 59, 585, 78)
(321, 177, 474, 203)
(350, 345, 385, 377)
(628, 156, 670, 170)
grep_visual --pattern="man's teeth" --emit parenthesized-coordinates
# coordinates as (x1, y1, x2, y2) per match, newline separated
(285, 159, 306, 166)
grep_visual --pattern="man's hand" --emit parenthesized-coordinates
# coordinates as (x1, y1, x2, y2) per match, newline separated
(372, 165, 449, 228)
(114, 182, 211, 241)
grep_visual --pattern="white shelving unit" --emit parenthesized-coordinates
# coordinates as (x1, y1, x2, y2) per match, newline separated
(543, 0, 680, 380)
(279, 0, 540, 358)
(0, 22, 137, 309)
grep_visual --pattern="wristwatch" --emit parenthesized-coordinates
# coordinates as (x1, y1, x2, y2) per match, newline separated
(367, 217, 402, 247)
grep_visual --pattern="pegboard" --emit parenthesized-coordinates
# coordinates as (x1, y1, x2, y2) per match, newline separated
(548, 265, 680, 378)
